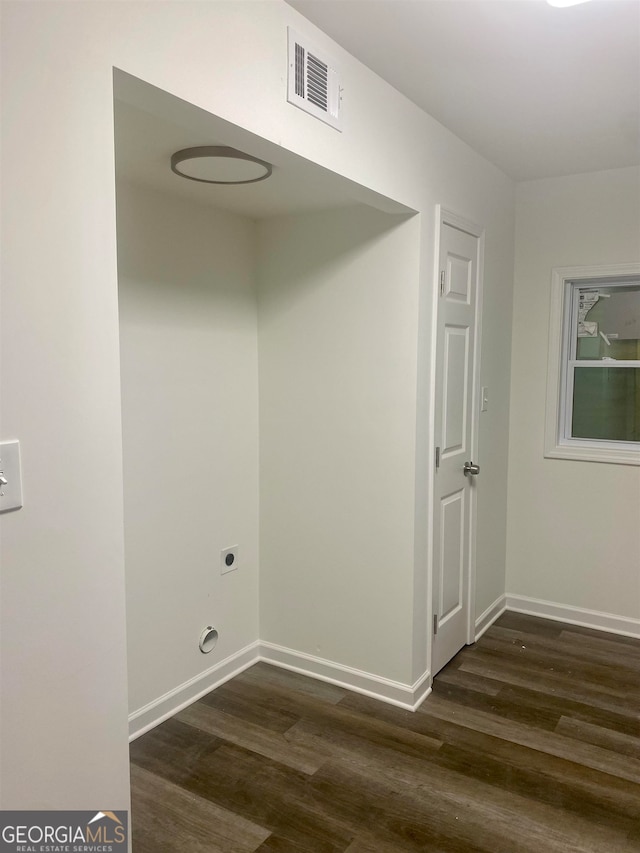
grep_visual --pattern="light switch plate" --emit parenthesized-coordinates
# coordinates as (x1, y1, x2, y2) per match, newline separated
(0, 440, 23, 512)
(481, 386, 489, 413)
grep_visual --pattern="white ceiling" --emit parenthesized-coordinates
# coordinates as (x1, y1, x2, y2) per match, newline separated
(287, 0, 640, 180)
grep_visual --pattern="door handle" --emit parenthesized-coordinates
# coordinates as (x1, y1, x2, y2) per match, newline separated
(463, 461, 480, 476)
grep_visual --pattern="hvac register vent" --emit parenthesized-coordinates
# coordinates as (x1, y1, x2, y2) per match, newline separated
(287, 29, 342, 131)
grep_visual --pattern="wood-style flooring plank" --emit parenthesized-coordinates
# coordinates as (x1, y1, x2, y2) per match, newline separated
(340, 690, 640, 824)
(498, 623, 640, 670)
(130, 613, 640, 852)
(216, 675, 444, 760)
(253, 834, 327, 852)
(495, 611, 564, 637)
(238, 661, 348, 703)
(434, 666, 503, 696)
(555, 714, 640, 759)
(559, 622, 640, 650)
(305, 760, 492, 853)
(129, 716, 224, 785)
(130, 763, 270, 853)
(306, 751, 632, 853)
(457, 651, 640, 715)
(343, 837, 421, 853)
(560, 626, 640, 650)
(175, 701, 326, 775)
(493, 680, 640, 738)
(133, 732, 354, 852)
(466, 633, 640, 699)
(429, 677, 563, 730)
(421, 692, 640, 784)
(198, 684, 301, 733)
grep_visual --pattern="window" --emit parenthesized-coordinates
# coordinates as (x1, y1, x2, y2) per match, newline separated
(545, 264, 640, 465)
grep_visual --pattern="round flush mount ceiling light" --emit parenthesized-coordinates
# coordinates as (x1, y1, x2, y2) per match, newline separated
(170, 146, 272, 185)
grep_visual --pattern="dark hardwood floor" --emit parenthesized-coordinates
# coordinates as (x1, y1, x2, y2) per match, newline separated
(129, 612, 640, 851)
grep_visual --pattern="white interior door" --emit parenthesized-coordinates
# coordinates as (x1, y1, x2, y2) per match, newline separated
(432, 213, 482, 677)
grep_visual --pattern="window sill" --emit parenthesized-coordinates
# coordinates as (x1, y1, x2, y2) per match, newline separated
(544, 442, 640, 466)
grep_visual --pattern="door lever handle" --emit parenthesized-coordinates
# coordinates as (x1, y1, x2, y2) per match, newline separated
(463, 461, 480, 476)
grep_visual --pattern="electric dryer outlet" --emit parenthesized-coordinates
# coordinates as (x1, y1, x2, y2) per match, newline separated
(220, 545, 239, 575)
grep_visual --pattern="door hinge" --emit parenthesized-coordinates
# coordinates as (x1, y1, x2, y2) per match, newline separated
(435, 446, 440, 470)
(440, 270, 445, 296)
(433, 614, 439, 635)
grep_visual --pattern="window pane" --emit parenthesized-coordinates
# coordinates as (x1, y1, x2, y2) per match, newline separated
(572, 367, 640, 442)
(576, 284, 640, 360)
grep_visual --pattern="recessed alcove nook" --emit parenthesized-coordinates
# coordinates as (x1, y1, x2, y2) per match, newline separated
(114, 72, 422, 736)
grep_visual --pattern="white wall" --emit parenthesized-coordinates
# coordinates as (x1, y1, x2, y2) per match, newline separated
(507, 166, 640, 619)
(0, 0, 514, 810)
(466, 189, 517, 624)
(257, 208, 420, 684)
(117, 182, 259, 716)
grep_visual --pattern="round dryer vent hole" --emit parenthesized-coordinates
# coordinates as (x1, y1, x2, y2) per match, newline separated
(199, 626, 219, 654)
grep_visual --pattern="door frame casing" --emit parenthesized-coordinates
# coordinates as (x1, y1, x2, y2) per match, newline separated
(428, 206, 485, 677)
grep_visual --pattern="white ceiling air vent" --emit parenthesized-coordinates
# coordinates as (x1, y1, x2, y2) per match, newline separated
(287, 28, 342, 132)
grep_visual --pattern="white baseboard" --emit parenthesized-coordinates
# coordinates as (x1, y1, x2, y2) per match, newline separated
(259, 641, 431, 711)
(129, 640, 432, 739)
(505, 594, 640, 639)
(128, 640, 260, 741)
(475, 594, 507, 641)
(130, 594, 639, 739)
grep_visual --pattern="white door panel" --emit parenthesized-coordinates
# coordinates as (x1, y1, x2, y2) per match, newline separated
(442, 326, 469, 455)
(432, 218, 481, 677)
(445, 253, 472, 303)
(439, 489, 464, 620)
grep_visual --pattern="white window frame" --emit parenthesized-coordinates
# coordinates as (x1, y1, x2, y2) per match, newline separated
(544, 263, 640, 466)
